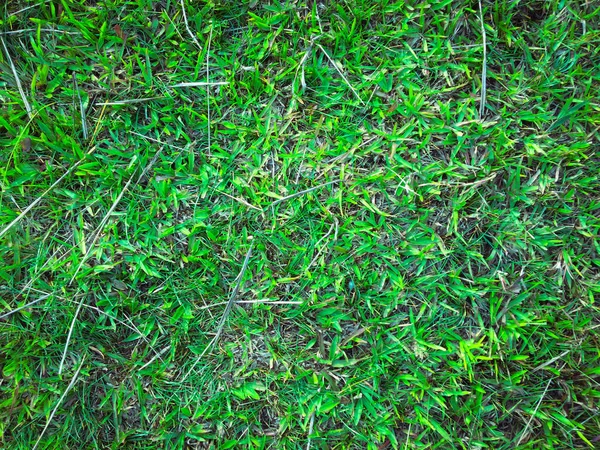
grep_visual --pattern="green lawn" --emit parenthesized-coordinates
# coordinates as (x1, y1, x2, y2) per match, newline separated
(1, 0, 599, 448)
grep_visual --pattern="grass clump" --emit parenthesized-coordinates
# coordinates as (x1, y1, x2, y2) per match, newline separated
(1, 0, 599, 448)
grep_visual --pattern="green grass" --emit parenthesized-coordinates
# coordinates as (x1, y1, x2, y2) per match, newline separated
(1, 0, 599, 448)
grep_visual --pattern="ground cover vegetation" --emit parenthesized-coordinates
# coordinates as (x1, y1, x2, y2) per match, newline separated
(1, 0, 599, 448)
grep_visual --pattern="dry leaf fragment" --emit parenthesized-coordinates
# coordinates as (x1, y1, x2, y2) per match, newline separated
(114, 24, 126, 43)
